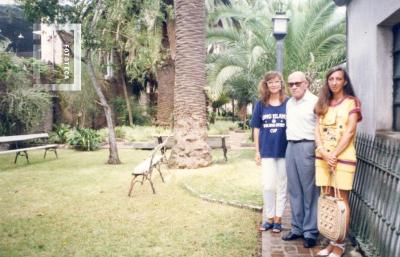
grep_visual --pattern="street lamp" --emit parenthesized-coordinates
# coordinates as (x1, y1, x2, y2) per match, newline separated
(16, 32, 24, 56)
(272, 12, 289, 74)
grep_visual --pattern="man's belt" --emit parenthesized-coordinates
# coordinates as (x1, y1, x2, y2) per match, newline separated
(288, 139, 314, 143)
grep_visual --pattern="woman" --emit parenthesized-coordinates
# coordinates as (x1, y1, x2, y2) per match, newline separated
(314, 67, 362, 257)
(250, 71, 288, 233)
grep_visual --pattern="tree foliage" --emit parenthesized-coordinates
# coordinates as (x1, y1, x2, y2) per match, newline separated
(0, 53, 52, 135)
(206, 0, 346, 103)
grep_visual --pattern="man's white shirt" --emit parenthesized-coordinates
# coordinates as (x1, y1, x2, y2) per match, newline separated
(286, 90, 318, 141)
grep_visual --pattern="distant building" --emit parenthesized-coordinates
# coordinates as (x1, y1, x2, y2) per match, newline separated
(339, 0, 400, 139)
(37, 24, 65, 65)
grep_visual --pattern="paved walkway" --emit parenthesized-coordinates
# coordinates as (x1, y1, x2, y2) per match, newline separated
(224, 131, 364, 257)
(261, 204, 363, 257)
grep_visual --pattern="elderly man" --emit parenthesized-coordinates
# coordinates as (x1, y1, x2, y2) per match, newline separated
(281, 71, 319, 248)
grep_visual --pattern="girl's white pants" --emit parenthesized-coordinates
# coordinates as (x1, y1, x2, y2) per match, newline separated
(261, 158, 287, 221)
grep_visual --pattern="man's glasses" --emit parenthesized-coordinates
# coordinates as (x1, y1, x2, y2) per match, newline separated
(288, 81, 303, 88)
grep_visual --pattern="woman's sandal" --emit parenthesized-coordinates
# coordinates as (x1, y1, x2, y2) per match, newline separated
(327, 242, 345, 257)
(316, 241, 335, 257)
(272, 223, 282, 233)
(259, 221, 274, 231)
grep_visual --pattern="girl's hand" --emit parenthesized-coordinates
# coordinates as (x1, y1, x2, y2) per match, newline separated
(320, 149, 337, 167)
(327, 153, 337, 167)
(255, 152, 261, 166)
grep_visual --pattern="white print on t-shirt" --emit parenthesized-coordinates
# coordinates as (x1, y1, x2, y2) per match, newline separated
(262, 113, 286, 133)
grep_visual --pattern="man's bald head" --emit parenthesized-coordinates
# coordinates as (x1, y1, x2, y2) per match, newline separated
(287, 71, 308, 100)
(288, 71, 307, 83)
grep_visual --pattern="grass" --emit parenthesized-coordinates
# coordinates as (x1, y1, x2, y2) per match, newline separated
(181, 149, 262, 206)
(207, 120, 238, 135)
(0, 148, 261, 257)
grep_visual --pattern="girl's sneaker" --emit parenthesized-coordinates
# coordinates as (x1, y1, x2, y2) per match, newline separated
(259, 221, 274, 231)
(272, 223, 282, 233)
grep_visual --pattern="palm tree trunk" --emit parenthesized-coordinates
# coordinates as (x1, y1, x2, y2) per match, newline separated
(156, 57, 174, 126)
(86, 50, 121, 164)
(156, 12, 175, 127)
(169, 0, 212, 169)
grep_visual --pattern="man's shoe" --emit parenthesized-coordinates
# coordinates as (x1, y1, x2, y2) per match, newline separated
(303, 237, 317, 248)
(282, 231, 302, 241)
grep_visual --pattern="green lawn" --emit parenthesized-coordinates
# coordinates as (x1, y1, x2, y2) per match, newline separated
(0, 148, 261, 257)
(181, 149, 262, 206)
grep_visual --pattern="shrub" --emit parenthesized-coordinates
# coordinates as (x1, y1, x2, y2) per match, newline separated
(115, 126, 125, 139)
(68, 128, 100, 151)
(0, 53, 52, 135)
(52, 123, 70, 143)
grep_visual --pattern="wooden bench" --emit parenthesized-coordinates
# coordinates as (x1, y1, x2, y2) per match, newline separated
(0, 133, 58, 164)
(127, 137, 170, 196)
(154, 134, 229, 161)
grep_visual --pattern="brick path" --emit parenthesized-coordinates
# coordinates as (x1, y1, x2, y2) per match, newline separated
(262, 205, 321, 257)
(261, 204, 363, 257)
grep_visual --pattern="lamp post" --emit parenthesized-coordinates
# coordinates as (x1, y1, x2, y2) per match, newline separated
(272, 12, 289, 74)
(16, 32, 24, 56)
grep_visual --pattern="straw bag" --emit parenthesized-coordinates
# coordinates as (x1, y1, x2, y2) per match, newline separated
(317, 173, 348, 242)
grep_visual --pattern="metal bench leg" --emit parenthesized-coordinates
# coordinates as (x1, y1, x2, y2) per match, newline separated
(25, 151, 29, 164)
(149, 179, 156, 194)
(14, 152, 19, 164)
(15, 151, 29, 164)
(146, 171, 156, 194)
(44, 148, 58, 159)
(128, 175, 140, 197)
(156, 164, 165, 183)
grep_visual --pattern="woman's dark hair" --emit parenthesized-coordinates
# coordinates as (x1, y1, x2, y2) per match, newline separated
(315, 66, 356, 116)
(258, 71, 286, 106)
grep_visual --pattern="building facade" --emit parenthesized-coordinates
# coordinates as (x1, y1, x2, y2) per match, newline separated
(344, 0, 400, 138)
(334, 2, 400, 257)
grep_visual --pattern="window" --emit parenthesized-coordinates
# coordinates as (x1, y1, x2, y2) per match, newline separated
(393, 24, 400, 131)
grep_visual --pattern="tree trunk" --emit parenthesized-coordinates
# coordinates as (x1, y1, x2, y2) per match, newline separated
(156, 57, 174, 126)
(231, 98, 235, 122)
(86, 51, 121, 164)
(238, 102, 248, 128)
(169, 0, 212, 169)
(114, 50, 133, 126)
(156, 12, 175, 127)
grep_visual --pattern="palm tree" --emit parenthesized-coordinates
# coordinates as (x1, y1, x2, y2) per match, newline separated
(169, 0, 212, 168)
(206, 0, 345, 103)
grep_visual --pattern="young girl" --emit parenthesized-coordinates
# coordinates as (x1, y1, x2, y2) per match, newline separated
(250, 71, 288, 233)
(314, 67, 362, 257)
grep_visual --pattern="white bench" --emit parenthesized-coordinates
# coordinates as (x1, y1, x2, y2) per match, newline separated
(154, 134, 229, 161)
(0, 133, 58, 164)
(127, 138, 170, 196)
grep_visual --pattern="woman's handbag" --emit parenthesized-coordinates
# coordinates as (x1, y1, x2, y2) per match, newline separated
(317, 173, 348, 242)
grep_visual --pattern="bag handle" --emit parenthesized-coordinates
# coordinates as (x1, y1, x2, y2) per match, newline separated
(320, 167, 342, 199)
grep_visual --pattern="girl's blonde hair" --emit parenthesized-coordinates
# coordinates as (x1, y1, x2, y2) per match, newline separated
(258, 71, 286, 106)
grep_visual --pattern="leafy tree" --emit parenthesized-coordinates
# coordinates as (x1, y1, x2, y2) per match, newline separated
(206, 0, 345, 109)
(0, 53, 52, 135)
(19, 0, 122, 164)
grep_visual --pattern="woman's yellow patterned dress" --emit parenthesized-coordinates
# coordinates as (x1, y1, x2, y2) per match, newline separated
(315, 96, 362, 190)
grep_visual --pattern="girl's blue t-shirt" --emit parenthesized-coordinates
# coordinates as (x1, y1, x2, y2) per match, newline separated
(250, 99, 288, 158)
